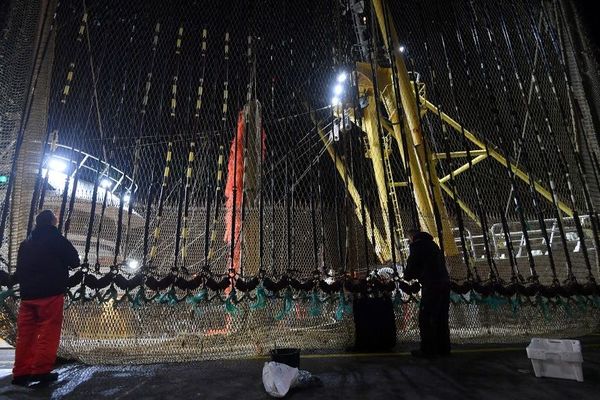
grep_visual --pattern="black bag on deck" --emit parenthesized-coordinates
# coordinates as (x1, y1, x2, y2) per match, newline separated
(353, 295, 396, 352)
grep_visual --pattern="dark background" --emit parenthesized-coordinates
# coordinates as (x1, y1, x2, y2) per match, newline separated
(577, 0, 600, 51)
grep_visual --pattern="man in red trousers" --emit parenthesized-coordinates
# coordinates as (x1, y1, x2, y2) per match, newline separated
(12, 210, 80, 386)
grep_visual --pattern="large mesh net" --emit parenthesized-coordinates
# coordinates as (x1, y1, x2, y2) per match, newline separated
(1, 0, 600, 364)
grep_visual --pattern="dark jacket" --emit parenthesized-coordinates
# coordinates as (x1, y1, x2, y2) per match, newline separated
(16, 225, 80, 300)
(404, 232, 449, 292)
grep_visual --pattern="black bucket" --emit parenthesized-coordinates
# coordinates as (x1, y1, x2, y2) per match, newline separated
(270, 348, 300, 368)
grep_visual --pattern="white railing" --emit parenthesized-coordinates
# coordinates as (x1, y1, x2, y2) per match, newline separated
(47, 143, 138, 194)
(449, 216, 596, 262)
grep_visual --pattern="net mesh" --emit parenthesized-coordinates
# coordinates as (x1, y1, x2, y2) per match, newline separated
(1, 0, 600, 364)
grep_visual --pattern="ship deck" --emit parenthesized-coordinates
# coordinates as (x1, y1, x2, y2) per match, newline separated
(1, 335, 599, 399)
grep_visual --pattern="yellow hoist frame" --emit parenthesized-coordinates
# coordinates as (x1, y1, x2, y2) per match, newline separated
(318, 0, 573, 269)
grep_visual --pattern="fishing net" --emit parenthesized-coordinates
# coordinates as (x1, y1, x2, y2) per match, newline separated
(1, 0, 600, 364)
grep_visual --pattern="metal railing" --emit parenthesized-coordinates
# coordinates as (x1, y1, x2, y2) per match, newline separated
(449, 216, 597, 263)
(47, 143, 138, 194)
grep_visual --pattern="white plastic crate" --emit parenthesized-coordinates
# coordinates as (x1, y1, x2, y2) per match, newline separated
(526, 338, 584, 382)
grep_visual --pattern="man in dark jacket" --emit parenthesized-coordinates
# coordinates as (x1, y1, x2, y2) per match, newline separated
(403, 229, 451, 358)
(12, 210, 80, 386)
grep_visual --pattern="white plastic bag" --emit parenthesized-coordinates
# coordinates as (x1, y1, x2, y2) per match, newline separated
(262, 361, 299, 398)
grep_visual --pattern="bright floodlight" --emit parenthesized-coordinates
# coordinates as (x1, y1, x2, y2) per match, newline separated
(48, 158, 67, 172)
(123, 194, 131, 202)
(336, 72, 347, 83)
(100, 178, 112, 188)
(126, 259, 139, 270)
(399, 45, 406, 53)
(333, 84, 343, 96)
(331, 97, 341, 106)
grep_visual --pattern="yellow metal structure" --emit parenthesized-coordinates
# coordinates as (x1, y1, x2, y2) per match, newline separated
(316, 0, 574, 268)
(353, 79, 393, 246)
(438, 154, 488, 185)
(383, 133, 408, 257)
(314, 117, 390, 263)
(420, 99, 574, 217)
(438, 182, 481, 227)
(372, 0, 459, 256)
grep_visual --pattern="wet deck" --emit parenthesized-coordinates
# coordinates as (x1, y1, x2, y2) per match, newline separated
(1, 336, 599, 399)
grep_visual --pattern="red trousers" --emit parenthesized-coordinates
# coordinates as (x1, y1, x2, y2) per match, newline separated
(12, 294, 64, 377)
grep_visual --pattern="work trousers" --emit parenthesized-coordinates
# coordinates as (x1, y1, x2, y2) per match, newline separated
(12, 294, 64, 377)
(418, 284, 451, 356)
(353, 295, 397, 352)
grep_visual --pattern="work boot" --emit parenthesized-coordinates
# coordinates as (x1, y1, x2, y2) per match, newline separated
(30, 372, 59, 382)
(11, 375, 32, 386)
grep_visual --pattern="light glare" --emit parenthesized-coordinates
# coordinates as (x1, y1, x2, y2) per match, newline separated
(336, 72, 347, 83)
(333, 84, 343, 96)
(100, 179, 112, 188)
(48, 158, 67, 172)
